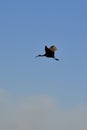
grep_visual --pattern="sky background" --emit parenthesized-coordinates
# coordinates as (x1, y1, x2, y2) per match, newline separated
(0, 0, 87, 129)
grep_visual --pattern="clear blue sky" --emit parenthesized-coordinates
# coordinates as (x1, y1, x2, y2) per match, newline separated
(0, 0, 87, 108)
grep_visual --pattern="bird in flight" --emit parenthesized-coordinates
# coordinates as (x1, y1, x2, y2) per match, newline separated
(36, 45, 59, 61)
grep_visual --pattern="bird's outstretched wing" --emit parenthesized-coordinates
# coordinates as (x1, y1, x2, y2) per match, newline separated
(45, 45, 49, 53)
(49, 45, 57, 52)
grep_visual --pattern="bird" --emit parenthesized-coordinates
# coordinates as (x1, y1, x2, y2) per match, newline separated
(36, 45, 59, 61)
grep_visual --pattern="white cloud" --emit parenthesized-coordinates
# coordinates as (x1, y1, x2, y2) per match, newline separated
(0, 89, 87, 130)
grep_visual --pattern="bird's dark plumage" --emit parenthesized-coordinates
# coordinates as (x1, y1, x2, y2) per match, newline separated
(36, 45, 59, 61)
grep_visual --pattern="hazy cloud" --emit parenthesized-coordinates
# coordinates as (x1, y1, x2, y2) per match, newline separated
(0, 89, 87, 130)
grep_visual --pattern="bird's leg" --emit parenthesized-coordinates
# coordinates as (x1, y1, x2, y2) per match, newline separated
(54, 57, 59, 61)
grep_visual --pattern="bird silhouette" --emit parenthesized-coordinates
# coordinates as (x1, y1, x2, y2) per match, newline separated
(36, 45, 59, 61)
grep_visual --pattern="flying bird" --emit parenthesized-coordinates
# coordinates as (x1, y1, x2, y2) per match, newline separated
(36, 45, 59, 61)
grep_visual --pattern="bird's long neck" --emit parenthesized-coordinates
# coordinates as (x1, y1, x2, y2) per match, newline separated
(36, 54, 45, 57)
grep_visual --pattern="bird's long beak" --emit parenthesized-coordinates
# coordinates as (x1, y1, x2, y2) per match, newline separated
(35, 55, 39, 57)
(35, 55, 42, 57)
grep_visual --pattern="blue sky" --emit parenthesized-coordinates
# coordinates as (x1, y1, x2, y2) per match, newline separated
(0, 0, 87, 109)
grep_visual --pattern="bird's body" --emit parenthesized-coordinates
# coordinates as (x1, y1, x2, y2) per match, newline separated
(36, 45, 59, 61)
